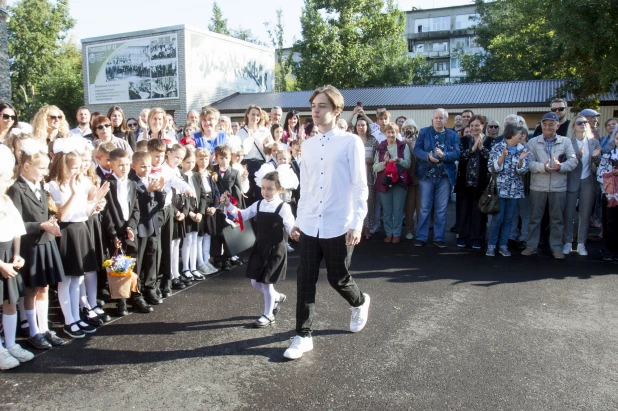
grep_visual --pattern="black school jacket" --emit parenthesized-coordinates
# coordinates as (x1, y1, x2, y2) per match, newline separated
(128, 170, 165, 238)
(212, 165, 244, 209)
(101, 176, 140, 248)
(181, 172, 208, 216)
(7, 179, 55, 245)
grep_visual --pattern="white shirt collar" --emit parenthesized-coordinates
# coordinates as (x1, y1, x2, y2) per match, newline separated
(20, 175, 40, 192)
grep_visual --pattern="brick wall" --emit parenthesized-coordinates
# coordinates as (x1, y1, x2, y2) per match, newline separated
(0, 2, 11, 102)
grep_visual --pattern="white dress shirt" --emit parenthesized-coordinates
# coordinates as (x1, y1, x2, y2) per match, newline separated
(158, 162, 193, 206)
(69, 126, 92, 138)
(577, 138, 591, 179)
(113, 174, 131, 221)
(227, 197, 295, 234)
(0, 196, 27, 242)
(20, 175, 42, 200)
(237, 126, 270, 161)
(48, 179, 90, 222)
(296, 126, 368, 238)
(232, 163, 250, 193)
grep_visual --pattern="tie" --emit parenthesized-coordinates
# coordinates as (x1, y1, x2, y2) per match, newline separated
(151, 167, 162, 174)
(34, 187, 41, 201)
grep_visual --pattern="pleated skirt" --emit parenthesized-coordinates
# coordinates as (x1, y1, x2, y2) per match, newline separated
(0, 241, 26, 304)
(57, 221, 98, 276)
(20, 240, 65, 288)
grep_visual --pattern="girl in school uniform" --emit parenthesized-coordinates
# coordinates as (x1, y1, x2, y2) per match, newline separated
(7, 139, 66, 350)
(47, 139, 103, 338)
(180, 149, 208, 281)
(79, 142, 112, 323)
(0, 145, 35, 370)
(222, 171, 295, 328)
(193, 148, 219, 276)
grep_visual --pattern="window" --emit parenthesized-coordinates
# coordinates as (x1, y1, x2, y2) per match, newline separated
(432, 42, 448, 52)
(416, 44, 424, 53)
(469, 36, 479, 49)
(450, 37, 479, 51)
(451, 58, 461, 69)
(407, 39, 414, 52)
(415, 16, 450, 33)
(455, 14, 477, 29)
(433, 62, 447, 72)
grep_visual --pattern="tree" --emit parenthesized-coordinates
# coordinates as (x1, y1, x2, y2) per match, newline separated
(265, 8, 296, 91)
(208, 2, 230, 36)
(230, 27, 267, 47)
(292, 0, 432, 90)
(38, 42, 83, 120)
(7, 0, 80, 120)
(460, 0, 618, 111)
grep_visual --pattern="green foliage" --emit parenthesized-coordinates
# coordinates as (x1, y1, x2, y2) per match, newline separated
(7, 0, 81, 121)
(461, 0, 618, 111)
(208, 2, 230, 36)
(230, 27, 267, 47)
(292, 0, 432, 90)
(265, 9, 297, 91)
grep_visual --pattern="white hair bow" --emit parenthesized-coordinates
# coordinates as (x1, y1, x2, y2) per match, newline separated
(276, 164, 299, 190)
(53, 137, 83, 154)
(20, 138, 48, 156)
(0, 145, 16, 176)
(254, 163, 276, 188)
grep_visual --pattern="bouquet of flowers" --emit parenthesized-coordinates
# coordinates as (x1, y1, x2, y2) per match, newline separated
(602, 150, 618, 208)
(103, 253, 138, 299)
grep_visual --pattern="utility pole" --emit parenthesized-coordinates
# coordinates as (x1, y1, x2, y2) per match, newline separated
(0, 0, 10, 102)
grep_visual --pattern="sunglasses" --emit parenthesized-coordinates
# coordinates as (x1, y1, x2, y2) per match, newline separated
(487, 125, 499, 129)
(96, 123, 112, 130)
(575, 120, 589, 126)
(550, 107, 566, 112)
(127, 122, 138, 127)
(48, 115, 64, 120)
(2, 113, 16, 121)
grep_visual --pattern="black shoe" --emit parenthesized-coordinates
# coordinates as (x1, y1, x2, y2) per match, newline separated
(155, 287, 163, 299)
(143, 291, 163, 305)
(190, 270, 205, 281)
(602, 252, 615, 262)
(77, 321, 97, 334)
(18, 320, 30, 338)
(222, 261, 232, 271)
(27, 333, 52, 350)
(179, 272, 193, 284)
(450, 225, 458, 233)
(433, 240, 447, 248)
(116, 300, 129, 317)
(63, 323, 85, 339)
(517, 241, 527, 250)
(507, 239, 518, 249)
(81, 308, 104, 326)
(230, 257, 243, 266)
(132, 296, 153, 313)
(471, 240, 482, 250)
(171, 279, 186, 290)
(414, 240, 426, 247)
(93, 305, 112, 323)
(44, 330, 65, 346)
(161, 287, 172, 298)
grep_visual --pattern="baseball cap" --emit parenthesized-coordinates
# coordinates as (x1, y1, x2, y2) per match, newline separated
(579, 108, 600, 117)
(541, 112, 559, 122)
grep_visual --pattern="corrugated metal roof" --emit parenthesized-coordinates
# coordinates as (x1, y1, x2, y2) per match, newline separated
(212, 80, 618, 112)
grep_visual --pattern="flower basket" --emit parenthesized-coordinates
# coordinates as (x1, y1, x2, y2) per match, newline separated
(103, 253, 138, 299)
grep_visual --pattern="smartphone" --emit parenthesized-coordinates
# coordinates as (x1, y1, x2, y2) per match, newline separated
(356, 101, 363, 107)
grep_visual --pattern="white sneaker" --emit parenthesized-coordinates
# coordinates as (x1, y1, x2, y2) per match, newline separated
(286, 243, 295, 252)
(577, 243, 588, 256)
(0, 349, 20, 370)
(283, 335, 313, 360)
(350, 293, 370, 333)
(405, 232, 414, 240)
(562, 243, 572, 255)
(196, 263, 210, 275)
(7, 344, 34, 363)
(206, 262, 219, 274)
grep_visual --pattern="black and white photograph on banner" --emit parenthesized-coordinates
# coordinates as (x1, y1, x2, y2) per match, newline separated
(128, 79, 152, 100)
(151, 77, 178, 98)
(150, 37, 177, 60)
(150, 59, 177, 79)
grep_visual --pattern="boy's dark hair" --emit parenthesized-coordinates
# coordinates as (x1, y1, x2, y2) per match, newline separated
(109, 148, 131, 161)
(132, 151, 151, 163)
(147, 138, 166, 153)
(215, 144, 231, 157)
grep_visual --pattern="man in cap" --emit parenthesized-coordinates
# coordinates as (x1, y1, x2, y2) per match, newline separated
(522, 112, 578, 260)
(533, 98, 571, 137)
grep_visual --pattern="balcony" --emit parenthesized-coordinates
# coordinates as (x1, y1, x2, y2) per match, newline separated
(409, 51, 451, 58)
(432, 70, 450, 76)
(408, 30, 451, 40)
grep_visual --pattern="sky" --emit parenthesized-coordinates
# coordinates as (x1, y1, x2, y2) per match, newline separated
(8, 0, 471, 47)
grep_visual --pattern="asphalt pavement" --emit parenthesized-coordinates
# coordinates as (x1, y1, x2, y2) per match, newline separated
(2, 209, 618, 410)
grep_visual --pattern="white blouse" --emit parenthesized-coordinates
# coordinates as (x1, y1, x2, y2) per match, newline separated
(48, 179, 90, 222)
(227, 197, 295, 234)
(0, 196, 27, 242)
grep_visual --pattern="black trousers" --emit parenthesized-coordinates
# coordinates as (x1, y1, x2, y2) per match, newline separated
(157, 205, 173, 286)
(602, 196, 618, 254)
(296, 233, 365, 337)
(210, 212, 231, 261)
(136, 235, 158, 292)
(242, 159, 264, 206)
(458, 185, 487, 243)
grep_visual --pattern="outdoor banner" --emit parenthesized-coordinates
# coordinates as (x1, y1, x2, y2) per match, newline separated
(86, 33, 179, 104)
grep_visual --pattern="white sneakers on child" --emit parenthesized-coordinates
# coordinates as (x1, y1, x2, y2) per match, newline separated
(0, 344, 34, 370)
(563, 243, 573, 255)
(283, 335, 313, 360)
(577, 243, 588, 256)
(350, 293, 370, 333)
(283, 293, 371, 360)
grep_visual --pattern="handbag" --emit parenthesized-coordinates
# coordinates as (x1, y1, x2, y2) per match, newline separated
(479, 167, 500, 214)
(222, 219, 256, 256)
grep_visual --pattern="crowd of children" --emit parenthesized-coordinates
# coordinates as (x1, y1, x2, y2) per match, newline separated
(0, 102, 305, 370)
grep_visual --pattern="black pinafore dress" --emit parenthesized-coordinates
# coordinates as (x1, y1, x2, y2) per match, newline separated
(245, 201, 287, 285)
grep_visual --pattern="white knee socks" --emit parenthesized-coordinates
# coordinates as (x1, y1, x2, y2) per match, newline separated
(171, 239, 181, 279)
(58, 277, 83, 326)
(2, 313, 17, 349)
(182, 232, 198, 272)
(250, 280, 280, 318)
(25, 309, 38, 337)
(35, 300, 49, 334)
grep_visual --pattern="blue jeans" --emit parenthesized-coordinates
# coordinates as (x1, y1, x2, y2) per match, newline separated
(488, 198, 518, 247)
(378, 185, 407, 237)
(416, 176, 451, 242)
